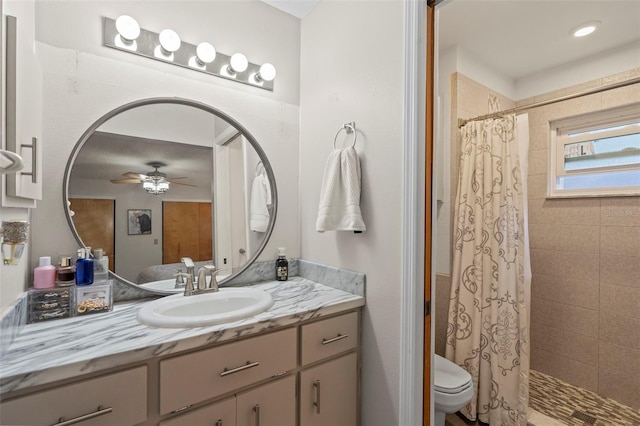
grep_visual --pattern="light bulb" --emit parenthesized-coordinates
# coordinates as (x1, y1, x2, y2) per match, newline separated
(159, 29, 181, 53)
(196, 42, 216, 64)
(229, 53, 248, 73)
(257, 63, 276, 82)
(115, 15, 140, 43)
(572, 21, 600, 38)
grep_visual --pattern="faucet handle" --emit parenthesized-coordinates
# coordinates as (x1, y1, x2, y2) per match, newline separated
(174, 268, 184, 285)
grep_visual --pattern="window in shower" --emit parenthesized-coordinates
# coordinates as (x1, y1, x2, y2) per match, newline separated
(549, 103, 640, 197)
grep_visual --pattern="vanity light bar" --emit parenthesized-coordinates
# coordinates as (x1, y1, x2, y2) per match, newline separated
(103, 17, 275, 91)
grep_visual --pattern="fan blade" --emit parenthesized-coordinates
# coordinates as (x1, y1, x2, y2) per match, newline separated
(122, 172, 146, 179)
(111, 178, 142, 184)
(169, 181, 197, 187)
(167, 176, 188, 180)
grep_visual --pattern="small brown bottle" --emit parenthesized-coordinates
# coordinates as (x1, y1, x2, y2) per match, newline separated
(276, 247, 288, 281)
(56, 256, 76, 287)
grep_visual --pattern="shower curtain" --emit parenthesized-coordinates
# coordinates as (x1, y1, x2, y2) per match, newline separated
(446, 113, 531, 425)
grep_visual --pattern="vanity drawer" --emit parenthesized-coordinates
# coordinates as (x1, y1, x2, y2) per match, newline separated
(160, 327, 297, 415)
(301, 312, 358, 366)
(0, 366, 147, 426)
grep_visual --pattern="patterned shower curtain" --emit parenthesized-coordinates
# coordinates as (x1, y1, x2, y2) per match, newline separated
(446, 114, 530, 425)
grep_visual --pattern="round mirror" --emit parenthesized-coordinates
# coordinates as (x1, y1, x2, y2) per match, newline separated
(63, 98, 277, 294)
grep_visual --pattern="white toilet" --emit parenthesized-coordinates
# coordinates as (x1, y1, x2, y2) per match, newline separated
(434, 354, 474, 426)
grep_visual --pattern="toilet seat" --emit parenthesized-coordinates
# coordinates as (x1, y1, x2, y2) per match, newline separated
(434, 355, 473, 394)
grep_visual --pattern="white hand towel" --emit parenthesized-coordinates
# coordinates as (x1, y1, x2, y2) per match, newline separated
(316, 146, 366, 232)
(250, 174, 270, 232)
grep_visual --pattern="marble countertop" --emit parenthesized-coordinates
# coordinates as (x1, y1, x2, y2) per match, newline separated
(0, 278, 364, 394)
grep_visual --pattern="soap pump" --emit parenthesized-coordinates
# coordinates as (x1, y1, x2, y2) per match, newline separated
(276, 247, 288, 281)
(93, 248, 109, 283)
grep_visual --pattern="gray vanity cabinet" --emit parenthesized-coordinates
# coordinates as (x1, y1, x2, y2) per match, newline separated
(0, 309, 361, 426)
(159, 396, 236, 426)
(299, 312, 359, 426)
(300, 353, 358, 426)
(0, 366, 147, 426)
(236, 375, 296, 426)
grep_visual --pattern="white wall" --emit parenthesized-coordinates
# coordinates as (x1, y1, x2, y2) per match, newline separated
(29, 1, 301, 278)
(300, 2, 405, 424)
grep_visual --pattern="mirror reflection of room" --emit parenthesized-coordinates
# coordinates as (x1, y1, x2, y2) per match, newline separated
(66, 102, 265, 285)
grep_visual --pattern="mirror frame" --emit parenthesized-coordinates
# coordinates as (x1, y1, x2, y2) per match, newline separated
(62, 97, 278, 294)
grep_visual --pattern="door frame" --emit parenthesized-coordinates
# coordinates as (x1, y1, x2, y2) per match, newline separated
(399, 1, 431, 425)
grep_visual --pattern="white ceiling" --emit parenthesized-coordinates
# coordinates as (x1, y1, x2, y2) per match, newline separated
(261, 0, 319, 18)
(438, 0, 640, 82)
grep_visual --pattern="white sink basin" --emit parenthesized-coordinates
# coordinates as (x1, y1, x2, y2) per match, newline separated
(137, 287, 274, 328)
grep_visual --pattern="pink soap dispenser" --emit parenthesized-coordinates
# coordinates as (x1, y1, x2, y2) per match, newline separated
(34, 256, 57, 289)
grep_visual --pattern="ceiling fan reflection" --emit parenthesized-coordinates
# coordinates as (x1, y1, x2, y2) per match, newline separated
(110, 161, 197, 193)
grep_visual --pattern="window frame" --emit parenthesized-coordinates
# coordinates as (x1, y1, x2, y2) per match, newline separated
(548, 104, 640, 198)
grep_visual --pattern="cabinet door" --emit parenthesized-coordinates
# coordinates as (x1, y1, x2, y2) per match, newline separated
(236, 375, 295, 426)
(300, 353, 358, 426)
(4, 6, 43, 203)
(160, 396, 236, 426)
(0, 366, 147, 426)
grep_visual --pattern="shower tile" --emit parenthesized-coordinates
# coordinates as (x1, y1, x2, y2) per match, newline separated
(528, 123, 548, 151)
(435, 308, 449, 357)
(527, 149, 547, 176)
(598, 369, 640, 411)
(599, 312, 640, 350)
(531, 297, 597, 337)
(530, 248, 599, 283)
(435, 274, 452, 311)
(530, 369, 640, 425)
(602, 68, 640, 85)
(530, 347, 598, 392)
(600, 226, 640, 257)
(598, 342, 640, 410)
(527, 174, 549, 200)
(528, 197, 600, 226)
(543, 93, 603, 122)
(531, 323, 598, 365)
(600, 254, 640, 288)
(529, 224, 599, 253)
(600, 198, 640, 227)
(602, 83, 640, 110)
(531, 273, 598, 310)
(600, 283, 640, 320)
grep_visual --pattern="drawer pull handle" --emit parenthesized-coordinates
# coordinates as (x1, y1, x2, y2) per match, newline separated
(253, 404, 260, 426)
(322, 333, 349, 345)
(52, 405, 112, 426)
(220, 360, 260, 377)
(313, 380, 321, 414)
(216, 420, 223, 426)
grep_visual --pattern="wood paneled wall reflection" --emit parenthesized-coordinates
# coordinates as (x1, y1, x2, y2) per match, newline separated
(69, 198, 115, 270)
(162, 201, 212, 264)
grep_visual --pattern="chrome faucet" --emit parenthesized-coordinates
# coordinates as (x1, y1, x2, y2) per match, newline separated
(176, 262, 220, 296)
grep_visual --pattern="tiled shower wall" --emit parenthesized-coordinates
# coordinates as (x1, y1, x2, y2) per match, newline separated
(435, 70, 640, 410)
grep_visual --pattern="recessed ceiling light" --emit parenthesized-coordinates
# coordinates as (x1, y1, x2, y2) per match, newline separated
(572, 21, 600, 38)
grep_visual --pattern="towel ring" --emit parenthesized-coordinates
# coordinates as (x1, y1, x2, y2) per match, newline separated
(333, 122, 357, 149)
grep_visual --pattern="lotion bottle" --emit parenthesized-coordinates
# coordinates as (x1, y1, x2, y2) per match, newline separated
(93, 248, 109, 283)
(276, 247, 288, 281)
(33, 256, 56, 289)
(75, 248, 94, 286)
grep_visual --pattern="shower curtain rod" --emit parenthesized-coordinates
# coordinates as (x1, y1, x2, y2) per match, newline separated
(457, 75, 640, 128)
